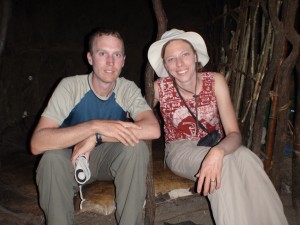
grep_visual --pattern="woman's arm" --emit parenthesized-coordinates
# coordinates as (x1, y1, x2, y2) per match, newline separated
(214, 72, 242, 156)
(196, 72, 242, 195)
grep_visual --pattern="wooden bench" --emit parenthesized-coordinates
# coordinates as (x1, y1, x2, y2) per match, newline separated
(74, 140, 211, 224)
(79, 160, 198, 216)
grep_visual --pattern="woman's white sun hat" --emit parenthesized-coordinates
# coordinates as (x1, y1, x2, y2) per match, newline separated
(147, 29, 209, 78)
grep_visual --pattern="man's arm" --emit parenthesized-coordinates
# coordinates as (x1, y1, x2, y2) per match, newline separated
(31, 109, 160, 155)
(30, 117, 99, 155)
(99, 110, 161, 143)
(70, 109, 160, 164)
(128, 110, 161, 140)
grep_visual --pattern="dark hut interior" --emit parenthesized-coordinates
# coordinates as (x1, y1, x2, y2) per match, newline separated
(0, 0, 299, 224)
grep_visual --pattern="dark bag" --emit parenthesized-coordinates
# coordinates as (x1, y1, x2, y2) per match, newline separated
(197, 129, 220, 147)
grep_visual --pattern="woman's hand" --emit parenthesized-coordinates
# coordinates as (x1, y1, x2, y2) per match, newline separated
(196, 146, 224, 195)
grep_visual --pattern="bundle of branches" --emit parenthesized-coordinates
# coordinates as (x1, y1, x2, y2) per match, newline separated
(217, 0, 299, 210)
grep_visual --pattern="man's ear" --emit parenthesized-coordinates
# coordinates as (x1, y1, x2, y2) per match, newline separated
(87, 52, 93, 65)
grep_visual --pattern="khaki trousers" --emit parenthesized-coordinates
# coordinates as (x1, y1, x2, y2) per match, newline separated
(36, 141, 149, 225)
(165, 140, 289, 225)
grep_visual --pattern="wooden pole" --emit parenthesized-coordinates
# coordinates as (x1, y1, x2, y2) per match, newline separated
(293, 54, 300, 213)
(144, 1, 167, 225)
(251, 0, 285, 155)
(270, 0, 300, 190)
(264, 39, 289, 173)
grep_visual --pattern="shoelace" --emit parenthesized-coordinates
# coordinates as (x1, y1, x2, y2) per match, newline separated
(74, 155, 91, 209)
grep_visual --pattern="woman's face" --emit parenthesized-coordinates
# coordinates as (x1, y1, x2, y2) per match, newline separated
(163, 39, 197, 83)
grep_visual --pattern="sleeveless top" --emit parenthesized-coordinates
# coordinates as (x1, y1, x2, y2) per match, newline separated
(157, 72, 224, 144)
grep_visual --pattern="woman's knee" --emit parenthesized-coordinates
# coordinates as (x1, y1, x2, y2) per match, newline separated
(222, 146, 264, 173)
(234, 146, 263, 167)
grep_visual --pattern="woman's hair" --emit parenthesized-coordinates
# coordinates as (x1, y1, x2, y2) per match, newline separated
(161, 39, 202, 72)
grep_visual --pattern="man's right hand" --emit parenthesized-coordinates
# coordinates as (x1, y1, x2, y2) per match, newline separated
(71, 135, 95, 166)
(97, 120, 142, 146)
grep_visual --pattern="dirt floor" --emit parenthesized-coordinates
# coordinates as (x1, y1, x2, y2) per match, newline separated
(0, 121, 299, 225)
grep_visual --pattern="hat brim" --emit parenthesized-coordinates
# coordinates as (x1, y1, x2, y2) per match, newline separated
(148, 31, 209, 78)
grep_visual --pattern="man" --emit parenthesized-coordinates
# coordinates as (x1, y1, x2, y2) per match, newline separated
(30, 28, 160, 225)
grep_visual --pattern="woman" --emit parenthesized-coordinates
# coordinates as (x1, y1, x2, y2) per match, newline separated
(147, 29, 288, 225)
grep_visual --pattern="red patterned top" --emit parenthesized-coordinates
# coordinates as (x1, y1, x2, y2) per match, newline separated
(157, 72, 224, 144)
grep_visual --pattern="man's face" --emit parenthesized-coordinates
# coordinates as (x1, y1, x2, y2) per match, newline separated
(87, 35, 125, 84)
